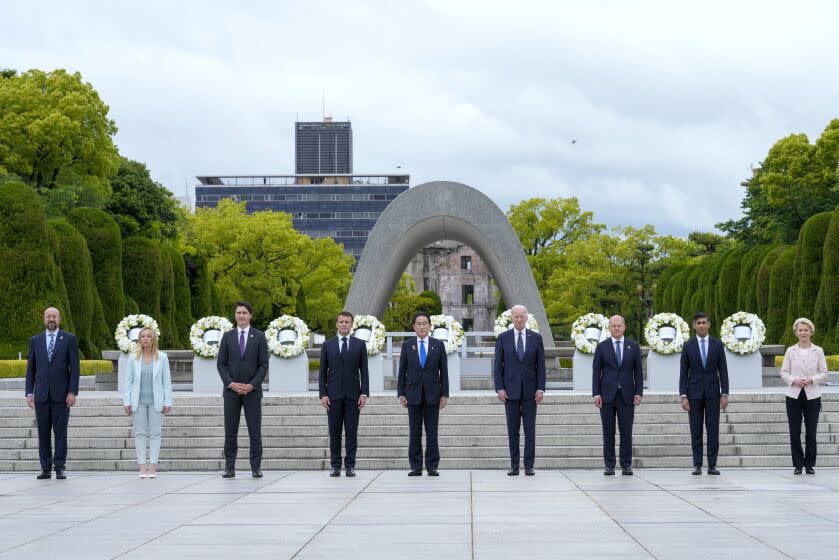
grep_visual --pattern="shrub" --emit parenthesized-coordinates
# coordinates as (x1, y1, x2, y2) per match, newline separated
(813, 210, 839, 353)
(784, 212, 832, 345)
(766, 247, 797, 344)
(0, 359, 112, 378)
(122, 237, 162, 322)
(756, 246, 788, 318)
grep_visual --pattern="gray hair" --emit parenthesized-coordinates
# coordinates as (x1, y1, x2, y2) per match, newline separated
(792, 317, 815, 335)
(511, 304, 528, 314)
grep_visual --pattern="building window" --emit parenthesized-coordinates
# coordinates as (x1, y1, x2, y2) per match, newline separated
(461, 256, 472, 272)
(462, 285, 474, 305)
(461, 318, 473, 331)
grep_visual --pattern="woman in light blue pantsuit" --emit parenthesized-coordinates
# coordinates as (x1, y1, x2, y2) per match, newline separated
(123, 327, 172, 478)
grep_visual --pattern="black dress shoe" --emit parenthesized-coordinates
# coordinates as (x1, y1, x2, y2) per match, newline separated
(621, 467, 633, 476)
(604, 467, 615, 476)
(251, 469, 263, 478)
(805, 466, 815, 474)
(427, 470, 439, 476)
(37, 470, 51, 480)
(794, 467, 803, 475)
(345, 468, 355, 477)
(507, 468, 520, 476)
(408, 469, 422, 476)
(222, 469, 235, 478)
(707, 466, 720, 475)
(525, 468, 535, 476)
(692, 466, 702, 475)
(330, 467, 340, 477)
(55, 468, 66, 480)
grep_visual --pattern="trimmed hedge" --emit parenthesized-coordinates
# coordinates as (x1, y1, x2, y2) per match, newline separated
(0, 359, 112, 378)
(122, 236, 162, 323)
(49, 219, 109, 359)
(784, 212, 832, 345)
(715, 249, 743, 329)
(67, 207, 125, 338)
(185, 253, 213, 319)
(813, 209, 839, 353)
(158, 245, 178, 348)
(654, 263, 685, 312)
(664, 265, 691, 314)
(680, 265, 704, 320)
(756, 246, 787, 318)
(167, 245, 194, 348)
(766, 247, 797, 344)
(0, 182, 73, 358)
(738, 245, 773, 313)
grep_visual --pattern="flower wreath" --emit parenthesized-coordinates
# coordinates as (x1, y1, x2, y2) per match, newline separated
(351, 315, 386, 356)
(720, 312, 766, 354)
(644, 312, 690, 355)
(115, 314, 160, 355)
(430, 314, 466, 355)
(571, 313, 610, 354)
(265, 315, 310, 358)
(189, 316, 234, 358)
(494, 309, 539, 337)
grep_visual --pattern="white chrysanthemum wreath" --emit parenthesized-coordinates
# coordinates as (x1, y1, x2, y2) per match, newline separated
(494, 309, 539, 337)
(644, 313, 690, 355)
(351, 315, 386, 356)
(720, 311, 766, 354)
(430, 314, 466, 355)
(189, 316, 234, 358)
(115, 314, 160, 355)
(571, 313, 610, 354)
(265, 315, 310, 358)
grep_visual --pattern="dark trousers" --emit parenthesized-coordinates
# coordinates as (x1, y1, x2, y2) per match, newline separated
(223, 391, 262, 470)
(688, 396, 720, 467)
(786, 389, 821, 468)
(327, 397, 360, 469)
(600, 396, 634, 469)
(504, 398, 537, 470)
(407, 396, 440, 471)
(35, 399, 69, 471)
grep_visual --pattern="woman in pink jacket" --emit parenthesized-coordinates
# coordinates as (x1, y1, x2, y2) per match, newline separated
(779, 318, 829, 474)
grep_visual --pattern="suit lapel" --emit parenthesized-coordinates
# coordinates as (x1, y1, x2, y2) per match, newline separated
(606, 339, 618, 367)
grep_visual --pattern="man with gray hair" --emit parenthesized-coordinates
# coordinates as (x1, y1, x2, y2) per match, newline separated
(493, 305, 546, 476)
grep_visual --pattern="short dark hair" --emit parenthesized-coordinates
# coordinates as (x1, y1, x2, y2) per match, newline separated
(233, 300, 253, 315)
(412, 312, 432, 325)
(692, 312, 709, 322)
(337, 311, 354, 322)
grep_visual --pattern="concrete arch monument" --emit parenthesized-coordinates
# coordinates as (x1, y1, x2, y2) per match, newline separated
(345, 180, 554, 347)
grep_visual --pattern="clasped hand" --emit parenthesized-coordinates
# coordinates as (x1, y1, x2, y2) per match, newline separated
(229, 382, 254, 395)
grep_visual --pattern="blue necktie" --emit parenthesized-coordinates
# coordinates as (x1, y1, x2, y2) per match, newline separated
(341, 337, 348, 355)
(419, 340, 426, 368)
(47, 333, 55, 362)
(700, 338, 707, 368)
(615, 340, 622, 367)
(516, 332, 524, 361)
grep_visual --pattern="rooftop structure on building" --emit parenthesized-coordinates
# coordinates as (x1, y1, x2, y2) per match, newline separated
(295, 117, 353, 174)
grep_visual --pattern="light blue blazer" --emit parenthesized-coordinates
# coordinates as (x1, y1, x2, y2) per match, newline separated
(123, 351, 173, 412)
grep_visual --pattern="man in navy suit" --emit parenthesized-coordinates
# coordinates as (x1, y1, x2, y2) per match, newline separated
(592, 315, 644, 476)
(319, 311, 369, 477)
(680, 311, 729, 475)
(25, 307, 80, 480)
(217, 300, 269, 478)
(494, 304, 546, 476)
(398, 312, 449, 476)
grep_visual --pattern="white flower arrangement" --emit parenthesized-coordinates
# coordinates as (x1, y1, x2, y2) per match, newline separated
(265, 315, 310, 358)
(115, 314, 160, 355)
(720, 311, 766, 354)
(571, 313, 610, 354)
(351, 314, 386, 356)
(494, 309, 539, 337)
(644, 313, 690, 355)
(189, 316, 234, 358)
(430, 314, 466, 355)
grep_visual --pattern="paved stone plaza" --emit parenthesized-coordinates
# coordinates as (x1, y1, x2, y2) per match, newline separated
(1, 468, 837, 559)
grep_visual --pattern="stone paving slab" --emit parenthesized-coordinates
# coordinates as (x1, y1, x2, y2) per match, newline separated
(0, 469, 837, 559)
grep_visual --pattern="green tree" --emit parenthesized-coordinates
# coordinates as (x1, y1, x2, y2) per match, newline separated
(185, 252, 213, 319)
(0, 69, 119, 197)
(755, 246, 788, 319)
(0, 182, 73, 357)
(766, 247, 797, 344)
(418, 290, 443, 315)
(737, 245, 775, 313)
(296, 236, 353, 336)
(158, 246, 178, 348)
(105, 157, 184, 239)
(167, 245, 194, 346)
(715, 248, 745, 327)
(122, 237, 163, 322)
(383, 274, 435, 331)
(813, 209, 839, 353)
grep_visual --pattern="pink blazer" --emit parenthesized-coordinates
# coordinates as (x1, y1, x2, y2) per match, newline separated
(779, 344, 828, 399)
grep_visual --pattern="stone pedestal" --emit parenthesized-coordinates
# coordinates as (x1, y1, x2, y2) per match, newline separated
(192, 356, 221, 393)
(647, 352, 681, 391)
(368, 354, 385, 393)
(268, 353, 309, 393)
(572, 351, 594, 391)
(447, 353, 461, 392)
(117, 352, 130, 393)
(726, 350, 763, 389)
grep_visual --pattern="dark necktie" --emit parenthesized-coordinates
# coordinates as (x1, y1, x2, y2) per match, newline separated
(700, 338, 707, 368)
(47, 333, 55, 362)
(341, 337, 348, 354)
(419, 340, 426, 368)
(239, 330, 245, 358)
(615, 340, 622, 367)
(516, 331, 524, 361)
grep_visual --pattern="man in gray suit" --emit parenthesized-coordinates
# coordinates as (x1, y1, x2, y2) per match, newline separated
(217, 300, 269, 478)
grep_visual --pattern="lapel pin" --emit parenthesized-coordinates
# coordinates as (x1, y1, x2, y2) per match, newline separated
(412, 345, 416, 351)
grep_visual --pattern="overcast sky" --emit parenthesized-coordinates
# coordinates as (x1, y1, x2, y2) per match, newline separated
(2, 0, 838, 236)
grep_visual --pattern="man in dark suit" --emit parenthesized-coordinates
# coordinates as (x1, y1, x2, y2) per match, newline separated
(494, 304, 546, 476)
(398, 312, 449, 476)
(25, 307, 80, 480)
(592, 315, 643, 476)
(217, 300, 269, 478)
(680, 311, 729, 475)
(319, 311, 369, 477)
